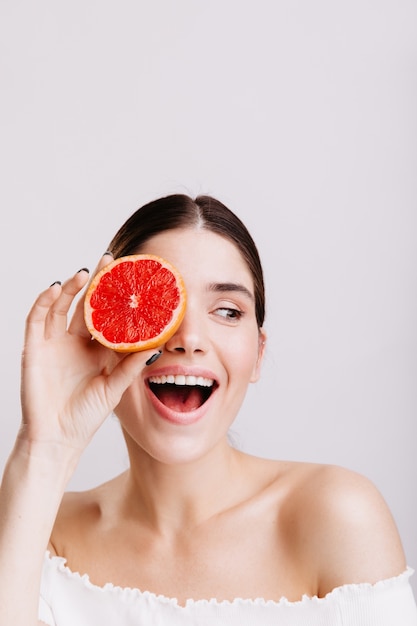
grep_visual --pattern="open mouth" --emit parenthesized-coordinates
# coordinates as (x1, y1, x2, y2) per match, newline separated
(148, 374, 216, 413)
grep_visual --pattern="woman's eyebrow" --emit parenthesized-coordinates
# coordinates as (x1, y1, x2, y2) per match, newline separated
(208, 282, 254, 300)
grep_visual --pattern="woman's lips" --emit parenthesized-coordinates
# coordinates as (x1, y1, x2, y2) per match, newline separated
(145, 367, 218, 425)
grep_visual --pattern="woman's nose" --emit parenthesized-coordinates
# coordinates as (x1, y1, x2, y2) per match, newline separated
(164, 305, 207, 354)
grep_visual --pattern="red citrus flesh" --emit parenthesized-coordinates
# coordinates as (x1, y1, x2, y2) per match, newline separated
(84, 254, 187, 352)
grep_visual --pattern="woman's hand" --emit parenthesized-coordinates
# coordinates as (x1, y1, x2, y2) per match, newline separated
(19, 254, 158, 456)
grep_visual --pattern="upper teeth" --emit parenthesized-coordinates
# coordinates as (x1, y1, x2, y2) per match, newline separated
(148, 375, 214, 387)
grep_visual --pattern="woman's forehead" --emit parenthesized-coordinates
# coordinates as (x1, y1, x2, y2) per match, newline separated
(138, 227, 255, 290)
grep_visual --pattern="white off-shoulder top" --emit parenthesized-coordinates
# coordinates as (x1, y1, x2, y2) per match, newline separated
(39, 552, 417, 625)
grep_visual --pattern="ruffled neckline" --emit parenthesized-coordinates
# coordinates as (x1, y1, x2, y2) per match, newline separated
(44, 551, 413, 609)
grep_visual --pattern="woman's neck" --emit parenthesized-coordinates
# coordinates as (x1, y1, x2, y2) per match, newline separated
(118, 439, 246, 535)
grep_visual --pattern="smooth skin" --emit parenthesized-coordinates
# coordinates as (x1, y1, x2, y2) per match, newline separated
(0, 231, 406, 625)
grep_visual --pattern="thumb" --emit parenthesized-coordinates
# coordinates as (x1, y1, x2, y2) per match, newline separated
(103, 348, 163, 407)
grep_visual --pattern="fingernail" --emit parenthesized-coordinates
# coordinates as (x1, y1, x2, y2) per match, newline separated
(146, 351, 162, 366)
(77, 267, 90, 273)
(49, 280, 62, 287)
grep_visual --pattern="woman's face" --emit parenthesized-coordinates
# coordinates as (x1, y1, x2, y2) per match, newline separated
(115, 227, 266, 464)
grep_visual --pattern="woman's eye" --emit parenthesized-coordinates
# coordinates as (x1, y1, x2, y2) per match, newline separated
(215, 307, 243, 320)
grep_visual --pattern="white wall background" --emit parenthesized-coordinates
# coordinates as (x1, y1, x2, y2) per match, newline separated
(1, 0, 416, 596)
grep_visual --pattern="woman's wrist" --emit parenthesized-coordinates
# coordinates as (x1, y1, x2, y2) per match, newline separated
(7, 435, 81, 488)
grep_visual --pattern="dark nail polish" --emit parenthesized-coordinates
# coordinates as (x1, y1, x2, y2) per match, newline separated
(77, 267, 90, 273)
(49, 280, 62, 287)
(146, 351, 162, 366)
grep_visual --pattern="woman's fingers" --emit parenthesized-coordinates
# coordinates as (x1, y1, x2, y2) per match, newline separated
(25, 281, 63, 342)
(44, 269, 91, 339)
(35, 252, 114, 342)
(102, 348, 163, 410)
(25, 252, 115, 346)
(69, 252, 114, 338)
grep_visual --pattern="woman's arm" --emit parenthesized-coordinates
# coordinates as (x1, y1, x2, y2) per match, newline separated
(0, 261, 157, 625)
(0, 440, 79, 625)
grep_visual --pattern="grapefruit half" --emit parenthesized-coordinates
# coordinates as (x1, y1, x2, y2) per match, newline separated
(84, 254, 187, 352)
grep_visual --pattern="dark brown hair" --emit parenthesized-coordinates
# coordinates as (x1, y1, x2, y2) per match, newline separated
(108, 194, 265, 327)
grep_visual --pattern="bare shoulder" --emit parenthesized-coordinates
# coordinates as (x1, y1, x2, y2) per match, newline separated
(279, 462, 406, 595)
(47, 490, 98, 556)
(48, 474, 123, 556)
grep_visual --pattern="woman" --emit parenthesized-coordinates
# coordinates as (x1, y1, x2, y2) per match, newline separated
(0, 194, 416, 625)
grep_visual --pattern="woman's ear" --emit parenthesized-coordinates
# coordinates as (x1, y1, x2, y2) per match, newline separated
(250, 329, 267, 383)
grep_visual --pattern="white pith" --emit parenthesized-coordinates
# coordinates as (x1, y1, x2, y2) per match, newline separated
(148, 375, 214, 387)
